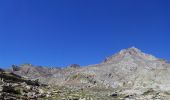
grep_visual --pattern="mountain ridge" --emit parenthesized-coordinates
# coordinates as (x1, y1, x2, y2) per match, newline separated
(6, 47, 170, 99)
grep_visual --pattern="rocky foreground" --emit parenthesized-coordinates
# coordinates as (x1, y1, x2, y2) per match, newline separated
(0, 69, 47, 99)
(1, 71, 169, 100)
(2, 47, 170, 99)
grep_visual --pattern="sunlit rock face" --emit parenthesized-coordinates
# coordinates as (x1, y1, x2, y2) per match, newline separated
(103, 47, 157, 64)
(10, 47, 170, 94)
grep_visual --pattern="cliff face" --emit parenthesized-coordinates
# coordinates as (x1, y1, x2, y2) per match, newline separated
(9, 47, 170, 99)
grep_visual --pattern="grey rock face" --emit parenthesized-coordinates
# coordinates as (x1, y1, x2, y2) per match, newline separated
(9, 47, 170, 98)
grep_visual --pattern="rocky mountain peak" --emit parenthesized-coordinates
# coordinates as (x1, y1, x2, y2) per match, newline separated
(119, 46, 142, 55)
(103, 47, 157, 63)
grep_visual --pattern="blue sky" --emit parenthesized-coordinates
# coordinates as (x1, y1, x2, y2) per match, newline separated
(0, 0, 170, 68)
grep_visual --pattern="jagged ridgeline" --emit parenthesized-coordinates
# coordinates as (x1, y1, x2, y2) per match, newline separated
(2, 47, 170, 99)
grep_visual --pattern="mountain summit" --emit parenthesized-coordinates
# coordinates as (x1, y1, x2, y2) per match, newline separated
(119, 47, 144, 56)
(103, 47, 157, 64)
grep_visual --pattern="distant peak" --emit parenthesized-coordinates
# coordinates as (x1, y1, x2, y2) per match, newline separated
(68, 64, 80, 68)
(103, 47, 157, 63)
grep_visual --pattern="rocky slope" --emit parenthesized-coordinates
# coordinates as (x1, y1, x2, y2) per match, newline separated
(0, 68, 49, 100)
(8, 47, 170, 99)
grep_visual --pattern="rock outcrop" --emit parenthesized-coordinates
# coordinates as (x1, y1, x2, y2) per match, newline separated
(0, 69, 48, 99)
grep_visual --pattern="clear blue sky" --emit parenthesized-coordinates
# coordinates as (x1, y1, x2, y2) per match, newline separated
(0, 0, 170, 68)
